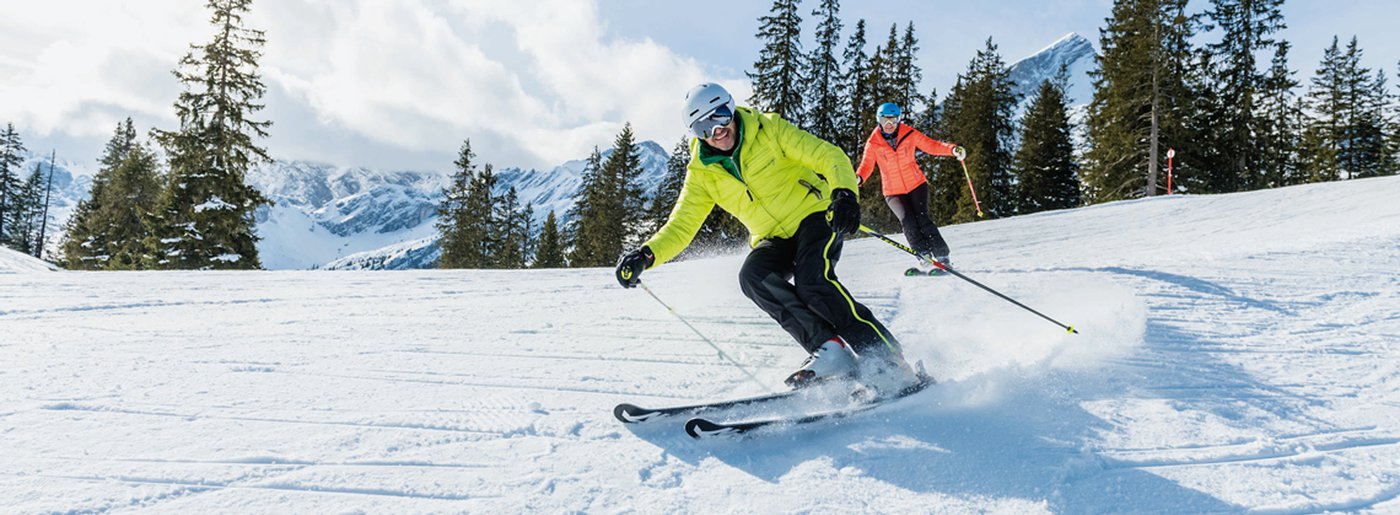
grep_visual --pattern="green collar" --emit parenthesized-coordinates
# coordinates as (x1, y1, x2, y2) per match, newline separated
(699, 115, 746, 161)
(697, 114, 746, 181)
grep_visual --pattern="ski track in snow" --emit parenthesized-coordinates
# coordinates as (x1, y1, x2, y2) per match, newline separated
(3, 177, 1400, 512)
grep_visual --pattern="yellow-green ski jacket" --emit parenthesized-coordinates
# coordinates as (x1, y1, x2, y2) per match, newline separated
(644, 107, 859, 266)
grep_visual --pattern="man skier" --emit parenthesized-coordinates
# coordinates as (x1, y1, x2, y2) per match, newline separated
(856, 102, 964, 276)
(615, 83, 916, 390)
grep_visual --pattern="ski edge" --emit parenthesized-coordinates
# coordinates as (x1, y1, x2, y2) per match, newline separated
(613, 388, 803, 424)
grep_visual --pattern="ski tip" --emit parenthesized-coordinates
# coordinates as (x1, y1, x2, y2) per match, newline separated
(613, 403, 644, 424)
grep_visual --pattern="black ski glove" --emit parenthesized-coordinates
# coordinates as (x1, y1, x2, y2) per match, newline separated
(827, 188, 860, 236)
(615, 246, 655, 288)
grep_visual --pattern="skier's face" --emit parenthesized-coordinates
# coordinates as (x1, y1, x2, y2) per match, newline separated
(704, 119, 737, 151)
(879, 116, 900, 133)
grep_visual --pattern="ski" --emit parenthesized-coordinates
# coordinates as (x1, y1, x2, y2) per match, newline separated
(613, 389, 805, 424)
(684, 376, 936, 439)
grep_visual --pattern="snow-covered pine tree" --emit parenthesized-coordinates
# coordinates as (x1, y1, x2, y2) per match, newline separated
(936, 38, 1019, 223)
(1015, 72, 1082, 214)
(803, 0, 844, 144)
(437, 140, 487, 269)
(1256, 42, 1302, 188)
(63, 136, 160, 270)
(749, 0, 806, 124)
(533, 211, 566, 269)
(97, 144, 160, 269)
(840, 19, 871, 161)
(148, 0, 271, 270)
(1203, 0, 1286, 192)
(1083, 0, 1199, 202)
(0, 123, 26, 248)
(63, 119, 137, 269)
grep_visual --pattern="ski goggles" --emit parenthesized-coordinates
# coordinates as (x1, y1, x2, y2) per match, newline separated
(689, 105, 735, 139)
(879, 115, 900, 124)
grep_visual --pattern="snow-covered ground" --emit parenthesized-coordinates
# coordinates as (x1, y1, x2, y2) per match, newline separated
(3, 176, 1399, 512)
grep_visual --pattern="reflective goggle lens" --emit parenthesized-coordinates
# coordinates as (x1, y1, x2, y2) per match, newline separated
(880, 115, 900, 124)
(690, 105, 734, 139)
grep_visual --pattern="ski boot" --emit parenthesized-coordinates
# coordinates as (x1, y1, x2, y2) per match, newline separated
(906, 254, 951, 277)
(853, 345, 926, 398)
(785, 336, 858, 389)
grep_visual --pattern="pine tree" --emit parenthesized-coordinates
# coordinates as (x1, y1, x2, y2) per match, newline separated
(566, 148, 605, 267)
(600, 124, 647, 254)
(1203, 0, 1286, 192)
(1300, 38, 1345, 182)
(932, 38, 1018, 222)
(1083, 0, 1199, 202)
(534, 210, 566, 268)
(928, 80, 963, 224)
(644, 139, 689, 235)
(1256, 42, 1302, 187)
(840, 19, 872, 161)
(1391, 61, 1400, 173)
(464, 164, 500, 266)
(63, 119, 136, 269)
(749, 0, 806, 124)
(492, 187, 526, 268)
(803, 0, 844, 143)
(98, 144, 161, 268)
(1015, 74, 1081, 214)
(62, 128, 161, 270)
(437, 140, 486, 268)
(482, 187, 536, 269)
(148, 0, 272, 270)
(9, 164, 46, 255)
(0, 123, 27, 248)
(870, 25, 902, 112)
(517, 202, 536, 267)
(895, 22, 924, 113)
(1301, 37, 1389, 181)
(1355, 69, 1393, 178)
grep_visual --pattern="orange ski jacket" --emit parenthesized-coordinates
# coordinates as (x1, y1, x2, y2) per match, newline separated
(855, 124, 957, 197)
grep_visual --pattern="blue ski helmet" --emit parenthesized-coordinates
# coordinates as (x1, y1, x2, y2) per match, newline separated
(877, 102, 901, 118)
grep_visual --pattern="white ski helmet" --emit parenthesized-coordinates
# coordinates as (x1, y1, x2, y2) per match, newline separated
(682, 83, 736, 137)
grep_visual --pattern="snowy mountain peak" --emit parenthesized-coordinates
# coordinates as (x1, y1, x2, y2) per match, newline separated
(1007, 32, 1097, 108)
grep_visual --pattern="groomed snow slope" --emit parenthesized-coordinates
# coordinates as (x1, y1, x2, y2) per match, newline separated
(2, 176, 1398, 512)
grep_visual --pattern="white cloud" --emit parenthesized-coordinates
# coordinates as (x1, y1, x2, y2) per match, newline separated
(1, 0, 749, 170)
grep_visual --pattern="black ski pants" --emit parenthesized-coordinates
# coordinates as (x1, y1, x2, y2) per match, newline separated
(885, 182, 950, 258)
(738, 211, 900, 356)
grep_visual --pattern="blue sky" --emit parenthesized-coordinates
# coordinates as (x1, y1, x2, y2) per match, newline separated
(1, 1, 1396, 174)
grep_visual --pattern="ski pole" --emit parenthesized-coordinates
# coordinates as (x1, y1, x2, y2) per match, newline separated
(858, 226, 1078, 334)
(637, 281, 776, 393)
(958, 157, 985, 218)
